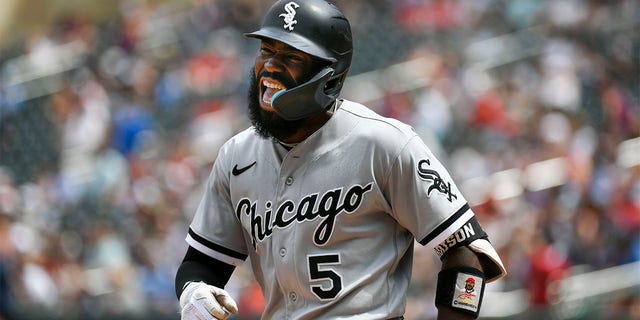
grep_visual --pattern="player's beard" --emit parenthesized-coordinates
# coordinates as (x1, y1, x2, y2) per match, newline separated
(247, 67, 306, 141)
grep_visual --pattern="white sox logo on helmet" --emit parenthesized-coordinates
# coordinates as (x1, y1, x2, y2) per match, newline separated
(235, 183, 373, 248)
(279, 2, 300, 31)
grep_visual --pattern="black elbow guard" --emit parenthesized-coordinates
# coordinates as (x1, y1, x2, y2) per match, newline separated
(433, 216, 487, 260)
(433, 216, 507, 282)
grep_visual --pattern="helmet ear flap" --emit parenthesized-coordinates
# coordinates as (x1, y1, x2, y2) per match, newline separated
(324, 70, 349, 97)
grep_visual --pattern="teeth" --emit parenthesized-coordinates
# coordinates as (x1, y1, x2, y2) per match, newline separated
(263, 79, 285, 90)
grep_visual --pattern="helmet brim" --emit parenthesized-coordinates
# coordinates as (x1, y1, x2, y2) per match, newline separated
(244, 27, 337, 63)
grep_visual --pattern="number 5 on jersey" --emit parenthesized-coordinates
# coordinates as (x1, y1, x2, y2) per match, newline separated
(308, 254, 343, 300)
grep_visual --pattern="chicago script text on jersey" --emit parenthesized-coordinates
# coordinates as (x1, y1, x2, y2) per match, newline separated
(235, 183, 373, 248)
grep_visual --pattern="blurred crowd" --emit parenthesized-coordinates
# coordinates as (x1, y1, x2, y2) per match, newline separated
(0, 0, 638, 319)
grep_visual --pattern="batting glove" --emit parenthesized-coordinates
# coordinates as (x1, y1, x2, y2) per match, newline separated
(179, 281, 238, 320)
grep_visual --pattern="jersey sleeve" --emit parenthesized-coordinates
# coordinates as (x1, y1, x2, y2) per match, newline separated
(186, 144, 249, 266)
(384, 135, 474, 251)
(385, 135, 507, 282)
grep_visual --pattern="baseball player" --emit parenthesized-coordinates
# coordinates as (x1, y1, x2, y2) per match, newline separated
(175, 0, 507, 319)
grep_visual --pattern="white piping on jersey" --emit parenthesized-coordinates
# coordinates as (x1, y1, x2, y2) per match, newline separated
(423, 208, 474, 250)
(186, 233, 245, 266)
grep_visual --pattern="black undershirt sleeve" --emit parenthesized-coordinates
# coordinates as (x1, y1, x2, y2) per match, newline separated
(175, 246, 236, 299)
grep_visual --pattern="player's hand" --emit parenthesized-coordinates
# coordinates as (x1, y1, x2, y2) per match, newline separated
(179, 281, 238, 320)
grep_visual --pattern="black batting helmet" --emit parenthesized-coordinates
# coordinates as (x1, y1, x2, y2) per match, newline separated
(245, 0, 353, 120)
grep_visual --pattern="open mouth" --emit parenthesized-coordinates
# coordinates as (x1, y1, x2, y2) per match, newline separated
(261, 78, 286, 106)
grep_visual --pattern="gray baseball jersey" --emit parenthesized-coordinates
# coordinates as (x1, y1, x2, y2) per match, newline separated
(187, 100, 479, 319)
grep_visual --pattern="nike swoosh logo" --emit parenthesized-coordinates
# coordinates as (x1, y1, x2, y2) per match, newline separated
(232, 161, 257, 176)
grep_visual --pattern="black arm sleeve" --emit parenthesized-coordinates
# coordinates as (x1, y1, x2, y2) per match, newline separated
(175, 246, 236, 299)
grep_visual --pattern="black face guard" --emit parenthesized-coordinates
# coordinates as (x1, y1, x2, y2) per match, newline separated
(271, 67, 335, 120)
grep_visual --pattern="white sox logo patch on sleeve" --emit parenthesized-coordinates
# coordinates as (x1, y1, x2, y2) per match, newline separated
(452, 272, 483, 313)
(279, 2, 300, 31)
(235, 183, 373, 248)
(417, 159, 457, 202)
